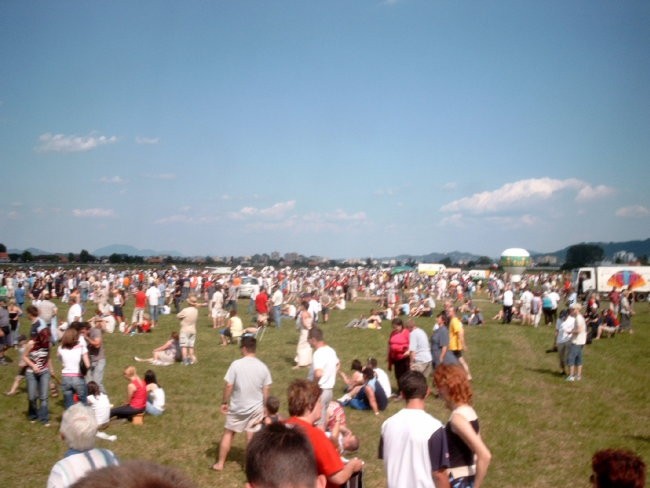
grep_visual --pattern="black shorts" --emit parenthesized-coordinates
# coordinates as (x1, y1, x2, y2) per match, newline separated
(452, 350, 463, 358)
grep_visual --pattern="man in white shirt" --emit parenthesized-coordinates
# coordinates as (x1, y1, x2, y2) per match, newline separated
(520, 288, 534, 325)
(145, 282, 161, 328)
(67, 295, 83, 325)
(406, 319, 433, 378)
(210, 286, 225, 329)
(271, 286, 283, 328)
(566, 303, 587, 382)
(380, 371, 450, 488)
(308, 327, 339, 430)
(502, 284, 514, 324)
(555, 310, 574, 377)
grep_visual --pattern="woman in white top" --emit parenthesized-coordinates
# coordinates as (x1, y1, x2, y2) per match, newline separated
(293, 301, 313, 368)
(57, 327, 90, 409)
(144, 370, 165, 416)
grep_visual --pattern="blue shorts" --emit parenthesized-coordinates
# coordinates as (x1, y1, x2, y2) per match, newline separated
(568, 344, 583, 366)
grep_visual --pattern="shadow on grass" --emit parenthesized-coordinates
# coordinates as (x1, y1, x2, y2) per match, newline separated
(205, 442, 246, 470)
(626, 435, 650, 444)
(525, 367, 565, 378)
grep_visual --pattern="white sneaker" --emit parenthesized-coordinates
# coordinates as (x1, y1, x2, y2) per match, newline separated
(565, 375, 575, 382)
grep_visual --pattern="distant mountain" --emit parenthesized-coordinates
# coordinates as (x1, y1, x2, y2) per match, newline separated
(390, 239, 650, 264)
(93, 244, 183, 257)
(531, 238, 650, 261)
(8, 247, 52, 255)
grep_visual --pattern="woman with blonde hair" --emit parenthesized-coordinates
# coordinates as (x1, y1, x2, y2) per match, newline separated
(433, 364, 491, 488)
(109, 366, 146, 420)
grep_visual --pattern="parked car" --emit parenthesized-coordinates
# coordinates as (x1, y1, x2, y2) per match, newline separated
(238, 276, 260, 298)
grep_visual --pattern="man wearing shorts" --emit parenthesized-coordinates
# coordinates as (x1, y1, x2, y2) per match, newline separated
(177, 295, 199, 365)
(308, 327, 339, 430)
(212, 336, 272, 472)
(131, 286, 146, 328)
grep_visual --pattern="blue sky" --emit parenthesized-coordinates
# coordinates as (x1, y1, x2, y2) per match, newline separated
(1, 1, 648, 259)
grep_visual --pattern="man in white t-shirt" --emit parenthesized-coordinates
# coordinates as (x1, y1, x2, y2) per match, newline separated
(555, 310, 574, 377)
(67, 295, 83, 324)
(406, 319, 433, 378)
(502, 284, 514, 324)
(308, 327, 339, 430)
(145, 282, 161, 328)
(566, 304, 587, 382)
(210, 286, 225, 329)
(271, 286, 283, 328)
(380, 371, 450, 488)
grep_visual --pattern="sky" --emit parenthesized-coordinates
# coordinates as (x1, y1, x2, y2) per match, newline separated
(1, 1, 649, 259)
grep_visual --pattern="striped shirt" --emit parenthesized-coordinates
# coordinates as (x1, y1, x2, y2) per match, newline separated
(47, 448, 119, 488)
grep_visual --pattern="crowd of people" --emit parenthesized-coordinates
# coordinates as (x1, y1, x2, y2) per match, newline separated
(0, 265, 645, 487)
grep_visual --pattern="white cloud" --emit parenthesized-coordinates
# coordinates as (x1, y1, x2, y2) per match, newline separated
(72, 208, 115, 218)
(0, 208, 20, 220)
(36, 132, 117, 153)
(576, 184, 615, 202)
(440, 213, 465, 227)
(442, 182, 457, 191)
(486, 214, 538, 227)
(155, 214, 219, 225)
(100, 176, 126, 184)
(616, 205, 650, 218)
(441, 177, 614, 214)
(324, 209, 367, 222)
(229, 200, 296, 220)
(135, 136, 160, 145)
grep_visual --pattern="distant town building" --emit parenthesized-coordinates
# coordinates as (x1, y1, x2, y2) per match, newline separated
(535, 255, 558, 266)
(0, 243, 8, 262)
(613, 250, 637, 263)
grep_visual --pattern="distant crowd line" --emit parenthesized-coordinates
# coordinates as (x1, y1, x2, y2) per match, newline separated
(0, 266, 645, 487)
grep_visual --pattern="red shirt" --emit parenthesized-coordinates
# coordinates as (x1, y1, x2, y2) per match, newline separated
(255, 291, 269, 314)
(129, 378, 147, 410)
(134, 290, 146, 308)
(285, 417, 344, 488)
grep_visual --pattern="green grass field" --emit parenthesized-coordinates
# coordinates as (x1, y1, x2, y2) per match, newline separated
(1, 293, 648, 488)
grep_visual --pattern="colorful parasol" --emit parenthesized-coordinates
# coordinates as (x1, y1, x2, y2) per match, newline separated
(606, 270, 647, 290)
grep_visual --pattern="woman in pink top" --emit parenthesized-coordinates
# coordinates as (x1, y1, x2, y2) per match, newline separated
(109, 365, 146, 420)
(387, 318, 410, 397)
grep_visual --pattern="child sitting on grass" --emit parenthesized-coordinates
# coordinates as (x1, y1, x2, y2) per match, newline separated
(87, 381, 116, 441)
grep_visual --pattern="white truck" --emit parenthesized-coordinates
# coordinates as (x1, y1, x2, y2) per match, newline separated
(573, 266, 650, 301)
